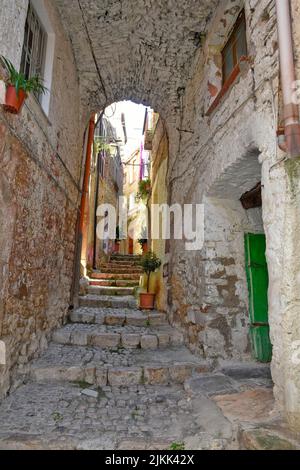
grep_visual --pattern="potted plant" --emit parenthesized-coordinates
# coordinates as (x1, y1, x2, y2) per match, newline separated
(1, 56, 47, 114)
(139, 251, 161, 310)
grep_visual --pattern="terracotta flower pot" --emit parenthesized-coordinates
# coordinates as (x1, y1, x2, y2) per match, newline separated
(139, 292, 155, 310)
(4, 85, 27, 114)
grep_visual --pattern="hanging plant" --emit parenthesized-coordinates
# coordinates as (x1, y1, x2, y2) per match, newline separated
(1, 56, 48, 114)
(136, 178, 152, 202)
(94, 136, 111, 154)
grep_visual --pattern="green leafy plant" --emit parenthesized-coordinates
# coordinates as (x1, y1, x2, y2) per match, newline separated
(170, 442, 185, 451)
(137, 238, 148, 248)
(136, 178, 151, 202)
(52, 412, 63, 423)
(139, 251, 161, 292)
(94, 136, 111, 154)
(1, 56, 48, 95)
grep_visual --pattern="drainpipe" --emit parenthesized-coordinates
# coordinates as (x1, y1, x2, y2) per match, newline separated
(276, 0, 300, 158)
(79, 114, 96, 275)
(93, 112, 104, 269)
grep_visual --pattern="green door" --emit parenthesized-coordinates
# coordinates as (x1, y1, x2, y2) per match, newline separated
(245, 233, 272, 363)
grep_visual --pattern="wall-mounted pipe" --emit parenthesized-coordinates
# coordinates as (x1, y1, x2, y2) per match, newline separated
(79, 115, 96, 274)
(276, 0, 300, 158)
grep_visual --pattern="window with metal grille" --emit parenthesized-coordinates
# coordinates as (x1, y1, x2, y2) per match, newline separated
(221, 10, 247, 84)
(20, 2, 47, 102)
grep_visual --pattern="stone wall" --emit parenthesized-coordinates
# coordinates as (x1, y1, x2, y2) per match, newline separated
(0, 0, 82, 397)
(150, 118, 169, 312)
(166, 0, 278, 364)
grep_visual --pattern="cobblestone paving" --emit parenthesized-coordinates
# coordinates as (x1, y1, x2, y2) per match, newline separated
(0, 254, 278, 451)
(0, 381, 237, 450)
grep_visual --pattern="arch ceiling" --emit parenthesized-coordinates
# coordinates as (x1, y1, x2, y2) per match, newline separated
(55, 0, 218, 116)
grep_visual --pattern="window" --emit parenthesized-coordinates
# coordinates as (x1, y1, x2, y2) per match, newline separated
(222, 10, 247, 84)
(20, 0, 55, 115)
(21, 2, 47, 102)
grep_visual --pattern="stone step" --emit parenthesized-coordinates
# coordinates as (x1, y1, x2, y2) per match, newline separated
(103, 261, 142, 267)
(69, 307, 168, 327)
(91, 272, 141, 281)
(89, 279, 140, 287)
(87, 286, 136, 296)
(217, 362, 272, 380)
(98, 267, 143, 274)
(29, 344, 210, 387)
(79, 295, 137, 309)
(111, 255, 142, 261)
(52, 323, 183, 350)
(239, 425, 300, 450)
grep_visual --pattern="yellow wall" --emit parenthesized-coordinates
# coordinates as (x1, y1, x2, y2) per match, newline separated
(149, 118, 169, 311)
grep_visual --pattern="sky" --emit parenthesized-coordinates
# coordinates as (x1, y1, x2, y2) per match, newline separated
(104, 101, 147, 160)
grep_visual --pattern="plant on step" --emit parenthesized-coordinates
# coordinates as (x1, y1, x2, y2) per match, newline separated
(1, 55, 48, 114)
(170, 442, 185, 451)
(138, 251, 161, 310)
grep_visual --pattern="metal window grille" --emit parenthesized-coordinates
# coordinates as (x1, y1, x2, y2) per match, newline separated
(20, 2, 47, 102)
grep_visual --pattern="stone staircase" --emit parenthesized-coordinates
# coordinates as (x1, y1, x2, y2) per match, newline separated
(0, 254, 285, 450)
(29, 254, 209, 388)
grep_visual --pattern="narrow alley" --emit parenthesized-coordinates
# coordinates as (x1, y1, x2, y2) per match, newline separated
(1, 0, 300, 453)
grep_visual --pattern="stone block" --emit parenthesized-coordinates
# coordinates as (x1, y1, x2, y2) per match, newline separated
(95, 367, 108, 386)
(141, 335, 158, 350)
(144, 366, 170, 385)
(170, 331, 184, 346)
(63, 367, 85, 382)
(157, 333, 170, 348)
(71, 330, 88, 346)
(126, 315, 147, 326)
(149, 314, 167, 326)
(31, 367, 63, 382)
(169, 363, 193, 383)
(70, 311, 95, 324)
(105, 313, 126, 326)
(121, 334, 141, 348)
(84, 365, 96, 384)
(91, 333, 121, 348)
(94, 313, 105, 325)
(81, 389, 98, 398)
(52, 329, 71, 345)
(108, 367, 142, 386)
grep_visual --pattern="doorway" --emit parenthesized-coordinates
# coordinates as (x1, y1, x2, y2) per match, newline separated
(244, 233, 272, 363)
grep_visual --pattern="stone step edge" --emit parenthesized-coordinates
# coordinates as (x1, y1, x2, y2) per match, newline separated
(69, 310, 168, 326)
(90, 273, 141, 280)
(88, 286, 136, 292)
(52, 328, 183, 349)
(89, 280, 139, 286)
(78, 299, 138, 310)
(30, 361, 210, 387)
